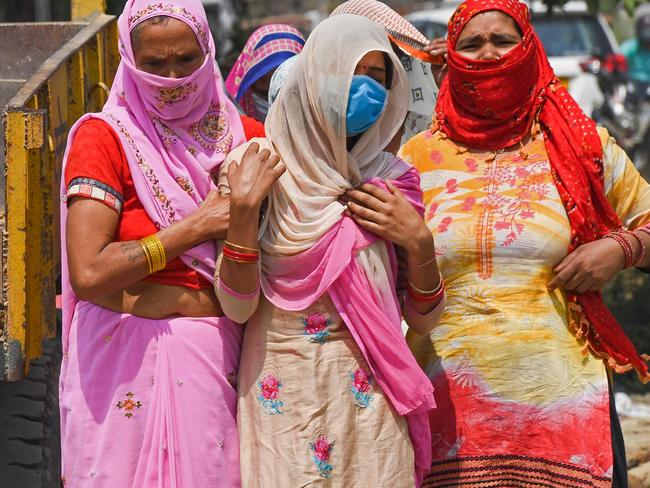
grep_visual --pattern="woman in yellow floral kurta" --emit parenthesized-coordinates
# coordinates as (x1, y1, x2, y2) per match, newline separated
(347, 1, 650, 486)
(401, 126, 650, 487)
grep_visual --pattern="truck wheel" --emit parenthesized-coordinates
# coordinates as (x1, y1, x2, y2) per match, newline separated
(0, 337, 62, 487)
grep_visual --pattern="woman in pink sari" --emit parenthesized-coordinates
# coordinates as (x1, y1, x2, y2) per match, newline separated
(215, 15, 445, 487)
(59, 0, 282, 486)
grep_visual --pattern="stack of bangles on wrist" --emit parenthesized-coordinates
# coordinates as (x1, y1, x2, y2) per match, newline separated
(407, 276, 445, 304)
(223, 240, 259, 264)
(604, 224, 650, 268)
(139, 235, 167, 274)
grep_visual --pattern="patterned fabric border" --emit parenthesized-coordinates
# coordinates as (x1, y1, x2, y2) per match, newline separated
(103, 113, 177, 224)
(128, 3, 209, 51)
(66, 177, 123, 213)
(424, 455, 612, 488)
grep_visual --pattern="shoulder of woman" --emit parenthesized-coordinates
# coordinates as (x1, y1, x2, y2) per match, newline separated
(398, 129, 447, 161)
(596, 125, 611, 147)
(65, 117, 126, 187)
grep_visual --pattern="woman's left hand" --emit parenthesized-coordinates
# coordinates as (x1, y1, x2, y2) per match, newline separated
(423, 38, 448, 86)
(548, 237, 626, 293)
(343, 181, 432, 257)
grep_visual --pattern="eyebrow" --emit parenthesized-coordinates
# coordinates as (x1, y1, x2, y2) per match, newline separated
(367, 66, 387, 74)
(457, 32, 520, 48)
(456, 34, 483, 47)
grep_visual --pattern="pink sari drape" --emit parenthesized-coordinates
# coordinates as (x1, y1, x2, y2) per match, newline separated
(59, 1, 244, 486)
(261, 166, 435, 486)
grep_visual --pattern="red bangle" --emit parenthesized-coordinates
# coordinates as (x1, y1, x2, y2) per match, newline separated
(622, 230, 646, 266)
(604, 232, 634, 268)
(407, 281, 445, 303)
(627, 229, 648, 266)
(222, 246, 259, 263)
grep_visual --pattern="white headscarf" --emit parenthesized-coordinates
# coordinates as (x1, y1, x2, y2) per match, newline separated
(260, 14, 410, 255)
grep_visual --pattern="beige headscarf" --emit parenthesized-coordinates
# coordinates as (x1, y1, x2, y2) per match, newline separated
(222, 14, 410, 256)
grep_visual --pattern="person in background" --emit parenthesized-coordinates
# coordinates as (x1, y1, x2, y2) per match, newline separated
(215, 15, 445, 487)
(225, 24, 305, 122)
(622, 3, 650, 84)
(347, 0, 650, 486)
(58, 0, 268, 485)
(267, 55, 299, 106)
(331, 0, 446, 143)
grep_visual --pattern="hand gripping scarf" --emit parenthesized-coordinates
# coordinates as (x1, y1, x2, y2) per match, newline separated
(225, 24, 305, 118)
(435, 0, 649, 382)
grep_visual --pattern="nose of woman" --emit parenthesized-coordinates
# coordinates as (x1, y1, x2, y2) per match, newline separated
(478, 43, 501, 61)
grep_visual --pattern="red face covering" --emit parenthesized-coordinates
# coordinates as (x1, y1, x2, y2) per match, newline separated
(436, 0, 649, 382)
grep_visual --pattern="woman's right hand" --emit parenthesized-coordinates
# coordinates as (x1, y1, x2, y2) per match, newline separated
(193, 190, 231, 241)
(227, 142, 286, 210)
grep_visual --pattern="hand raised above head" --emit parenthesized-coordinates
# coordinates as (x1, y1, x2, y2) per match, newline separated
(423, 38, 448, 86)
(227, 142, 286, 211)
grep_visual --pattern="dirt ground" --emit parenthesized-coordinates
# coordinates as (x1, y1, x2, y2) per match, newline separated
(621, 394, 650, 488)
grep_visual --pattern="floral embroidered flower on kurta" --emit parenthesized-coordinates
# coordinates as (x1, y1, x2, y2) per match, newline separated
(257, 374, 284, 415)
(350, 368, 374, 408)
(301, 312, 332, 344)
(310, 435, 334, 478)
(116, 391, 142, 418)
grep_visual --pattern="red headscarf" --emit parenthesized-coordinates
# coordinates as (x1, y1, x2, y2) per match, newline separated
(436, 0, 649, 382)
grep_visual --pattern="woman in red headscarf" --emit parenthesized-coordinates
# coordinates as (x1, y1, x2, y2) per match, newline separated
(345, 0, 650, 486)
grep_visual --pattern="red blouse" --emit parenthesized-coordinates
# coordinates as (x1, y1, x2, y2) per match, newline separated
(65, 118, 216, 289)
(240, 114, 265, 140)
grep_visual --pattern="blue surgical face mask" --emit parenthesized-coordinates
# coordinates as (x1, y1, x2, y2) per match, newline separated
(346, 75, 388, 137)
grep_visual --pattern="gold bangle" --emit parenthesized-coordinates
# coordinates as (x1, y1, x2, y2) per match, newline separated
(224, 240, 259, 254)
(139, 239, 154, 274)
(139, 235, 167, 274)
(143, 239, 160, 272)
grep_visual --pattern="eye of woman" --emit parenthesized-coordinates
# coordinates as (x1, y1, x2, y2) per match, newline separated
(144, 57, 165, 67)
(457, 36, 482, 51)
(180, 54, 198, 63)
(366, 67, 387, 86)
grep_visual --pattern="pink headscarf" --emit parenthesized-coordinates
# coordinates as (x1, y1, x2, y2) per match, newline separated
(225, 24, 305, 118)
(60, 0, 245, 349)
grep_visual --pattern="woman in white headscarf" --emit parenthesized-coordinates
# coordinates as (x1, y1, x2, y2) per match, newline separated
(331, 0, 444, 143)
(214, 14, 446, 487)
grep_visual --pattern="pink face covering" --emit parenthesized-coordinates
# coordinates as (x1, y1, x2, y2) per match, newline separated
(123, 52, 215, 121)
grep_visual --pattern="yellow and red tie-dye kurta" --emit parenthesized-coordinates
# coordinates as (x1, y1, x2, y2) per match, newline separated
(400, 127, 650, 488)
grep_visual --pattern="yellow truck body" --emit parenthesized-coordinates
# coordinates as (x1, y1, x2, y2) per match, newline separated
(1, 0, 117, 381)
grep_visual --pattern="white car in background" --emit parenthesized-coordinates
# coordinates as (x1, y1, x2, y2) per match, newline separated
(406, 1, 625, 116)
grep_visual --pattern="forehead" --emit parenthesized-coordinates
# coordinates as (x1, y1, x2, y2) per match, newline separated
(448, 0, 529, 41)
(357, 50, 386, 66)
(132, 17, 201, 49)
(458, 10, 520, 38)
